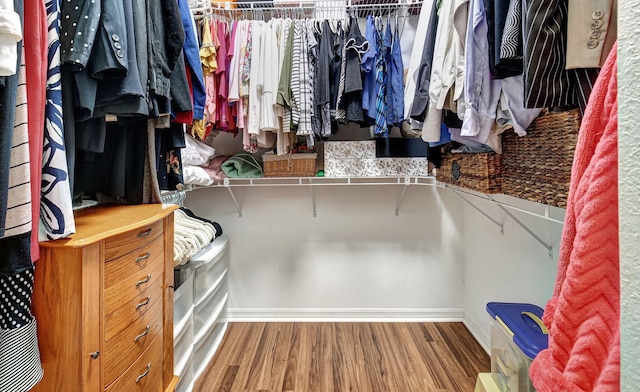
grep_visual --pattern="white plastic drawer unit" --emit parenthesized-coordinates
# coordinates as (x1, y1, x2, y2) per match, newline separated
(173, 268, 194, 333)
(189, 235, 229, 305)
(175, 352, 194, 392)
(174, 319, 194, 375)
(193, 321, 228, 380)
(194, 278, 228, 343)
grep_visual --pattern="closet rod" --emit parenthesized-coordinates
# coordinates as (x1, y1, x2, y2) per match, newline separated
(211, 0, 422, 12)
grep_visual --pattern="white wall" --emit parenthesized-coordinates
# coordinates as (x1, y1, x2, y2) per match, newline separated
(457, 193, 563, 351)
(185, 184, 466, 319)
(618, 2, 640, 390)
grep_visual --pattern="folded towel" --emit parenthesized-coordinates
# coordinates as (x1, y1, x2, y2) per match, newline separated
(221, 153, 263, 178)
(529, 42, 619, 392)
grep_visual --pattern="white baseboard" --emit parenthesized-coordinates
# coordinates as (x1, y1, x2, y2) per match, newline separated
(227, 308, 465, 322)
(463, 310, 490, 355)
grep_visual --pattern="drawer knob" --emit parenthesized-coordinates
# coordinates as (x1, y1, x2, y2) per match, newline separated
(135, 252, 151, 263)
(90, 351, 100, 359)
(137, 229, 152, 238)
(135, 363, 151, 383)
(135, 295, 151, 310)
(135, 273, 152, 287)
(134, 325, 150, 342)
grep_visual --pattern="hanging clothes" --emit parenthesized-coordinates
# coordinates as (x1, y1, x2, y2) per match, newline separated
(40, 0, 76, 242)
(0, 0, 23, 235)
(409, 0, 438, 121)
(484, 0, 522, 78)
(361, 15, 377, 124)
(343, 15, 368, 124)
(23, 0, 47, 261)
(373, 18, 388, 137)
(386, 20, 404, 127)
(0, 44, 45, 392)
(521, 0, 575, 108)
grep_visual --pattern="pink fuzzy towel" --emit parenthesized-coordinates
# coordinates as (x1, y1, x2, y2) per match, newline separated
(529, 43, 619, 391)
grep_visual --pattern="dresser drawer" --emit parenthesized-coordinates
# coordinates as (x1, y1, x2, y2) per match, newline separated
(105, 234, 164, 313)
(104, 219, 164, 262)
(105, 335, 163, 392)
(105, 282, 162, 341)
(103, 292, 163, 386)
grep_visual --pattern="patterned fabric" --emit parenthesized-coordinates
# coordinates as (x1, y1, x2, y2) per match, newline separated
(0, 315, 43, 392)
(522, 0, 576, 108)
(40, 0, 75, 241)
(0, 269, 35, 330)
(500, 0, 522, 61)
(0, 48, 44, 392)
(373, 19, 387, 137)
(3, 54, 31, 240)
(295, 20, 313, 137)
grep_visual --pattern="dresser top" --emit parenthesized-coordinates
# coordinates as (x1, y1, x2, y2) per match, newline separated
(40, 204, 178, 248)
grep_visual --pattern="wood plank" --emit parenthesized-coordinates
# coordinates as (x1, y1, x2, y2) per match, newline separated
(194, 322, 490, 392)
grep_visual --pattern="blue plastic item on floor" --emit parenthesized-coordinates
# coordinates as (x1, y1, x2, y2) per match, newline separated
(486, 302, 549, 359)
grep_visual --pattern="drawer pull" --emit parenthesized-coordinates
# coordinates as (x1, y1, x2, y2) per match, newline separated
(89, 351, 100, 359)
(137, 229, 152, 238)
(135, 273, 152, 287)
(135, 252, 151, 263)
(135, 363, 151, 383)
(135, 295, 151, 310)
(134, 325, 150, 342)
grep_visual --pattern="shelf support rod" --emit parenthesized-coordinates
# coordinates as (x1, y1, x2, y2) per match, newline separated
(450, 190, 504, 234)
(497, 205, 553, 259)
(395, 176, 411, 216)
(309, 179, 317, 217)
(223, 179, 243, 217)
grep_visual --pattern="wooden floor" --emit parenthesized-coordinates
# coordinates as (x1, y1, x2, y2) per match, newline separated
(194, 322, 490, 392)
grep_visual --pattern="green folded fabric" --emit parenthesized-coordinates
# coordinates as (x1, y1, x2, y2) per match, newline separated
(220, 153, 264, 178)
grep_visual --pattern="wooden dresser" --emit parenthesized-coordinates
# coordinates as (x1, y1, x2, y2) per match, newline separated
(31, 204, 179, 392)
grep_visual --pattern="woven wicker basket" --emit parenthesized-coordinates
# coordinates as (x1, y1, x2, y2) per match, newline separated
(262, 152, 317, 177)
(437, 152, 503, 193)
(502, 108, 580, 207)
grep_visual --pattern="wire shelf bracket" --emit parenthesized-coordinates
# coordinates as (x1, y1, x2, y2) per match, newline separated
(223, 178, 243, 217)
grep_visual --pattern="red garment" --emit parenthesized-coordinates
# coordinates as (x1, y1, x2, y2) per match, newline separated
(24, 0, 48, 262)
(173, 64, 195, 124)
(529, 43, 619, 392)
(215, 22, 229, 129)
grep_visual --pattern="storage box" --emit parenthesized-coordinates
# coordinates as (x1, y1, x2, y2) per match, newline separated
(262, 151, 317, 177)
(486, 302, 549, 392)
(502, 109, 580, 207)
(324, 141, 430, 177)
(475, 373, 501, 392)
(173, 267, 194, 332)
(437, 152, 502, 193)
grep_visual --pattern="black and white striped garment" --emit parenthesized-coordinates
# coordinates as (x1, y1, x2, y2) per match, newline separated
(293, 20, 314, 138)
(571, 68, 600, 116)
(0, 50, 44, 392)
(522, 0, 577, 108)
